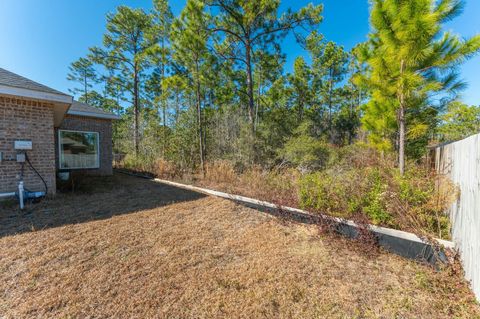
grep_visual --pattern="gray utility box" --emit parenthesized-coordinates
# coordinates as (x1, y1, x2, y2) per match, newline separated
(16, 153, 26, 163)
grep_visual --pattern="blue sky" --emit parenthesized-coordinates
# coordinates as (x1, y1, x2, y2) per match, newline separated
(0, 0, 479, 105)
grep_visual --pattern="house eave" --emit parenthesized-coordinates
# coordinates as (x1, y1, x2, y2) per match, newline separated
(67, 110, 120, 120)
(0, 84, 73, 126)
(0, 84, 72, 104)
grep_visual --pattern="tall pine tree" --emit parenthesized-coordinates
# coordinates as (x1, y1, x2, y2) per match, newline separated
(360, 0, 480, 174)
(90, 6, 157, 156)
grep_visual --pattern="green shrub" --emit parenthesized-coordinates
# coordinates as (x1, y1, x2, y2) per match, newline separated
(122, 154, 154, 172)
(296, 156, 456, 235)
(298, 167, 393, 224)
(279, 121, 330, 171)
(363, 169, 391, 225)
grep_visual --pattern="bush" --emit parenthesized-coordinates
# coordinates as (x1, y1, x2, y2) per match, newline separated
(298, 167, 391, 224)
(122, 154, 155, 173)
(205, 160, 237, 184)
(153, 159, 183, 179)
(279, 121, 330, 171)
(297, 149, 454, 237)
(388, 167, 455, 238)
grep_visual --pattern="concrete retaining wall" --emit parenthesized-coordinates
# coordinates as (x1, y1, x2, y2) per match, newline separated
(117, 169, 453, 266)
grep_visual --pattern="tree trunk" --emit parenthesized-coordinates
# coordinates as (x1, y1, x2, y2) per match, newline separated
(348, 84, 356, 145)
(245, 41, 255, 134)
(328, 68, 334, 143)
(133, 66, 140, 156)
(255, 74, 261, 131)
(195, 60, 205, 175)
(245, 40, 256, 163)
(175, 90, 180, 125)
(398, 102, 406, 175)
(84, 75, 88, 104)
(398, 60, 406, 175)
(161, 37, 167, 157)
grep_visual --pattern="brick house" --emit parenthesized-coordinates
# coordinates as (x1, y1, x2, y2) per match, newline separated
(0, 68, 119, 195)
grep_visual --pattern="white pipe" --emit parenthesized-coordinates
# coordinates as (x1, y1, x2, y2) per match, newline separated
(0, 192, 16, 199)
(18, 181, 24, 210)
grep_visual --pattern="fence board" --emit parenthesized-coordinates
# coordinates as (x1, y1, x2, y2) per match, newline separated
(434, 133, 480, 301)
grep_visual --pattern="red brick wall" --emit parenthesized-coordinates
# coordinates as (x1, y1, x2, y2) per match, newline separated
(0, 96, 56, 194)
(55, 115, 113, 175)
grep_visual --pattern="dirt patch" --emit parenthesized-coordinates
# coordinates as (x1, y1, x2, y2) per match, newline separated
(0, 174, 478, 318)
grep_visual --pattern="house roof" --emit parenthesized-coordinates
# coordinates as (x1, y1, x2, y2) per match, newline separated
(0, 67, 119, 121)
(0, 67, 72, 126)
(0, 67, 69, 97)
(68, 101, 120, 120)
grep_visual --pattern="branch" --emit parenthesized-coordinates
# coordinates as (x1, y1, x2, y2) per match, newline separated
(208, 42, 247, 64)
(251, 16, 316, 43)
(208, 0, 247, 35)
(209, 27, 246, 45)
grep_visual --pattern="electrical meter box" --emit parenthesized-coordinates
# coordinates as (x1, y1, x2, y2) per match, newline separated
(16, 153, 26, 163)
(14, 140, 33, 150)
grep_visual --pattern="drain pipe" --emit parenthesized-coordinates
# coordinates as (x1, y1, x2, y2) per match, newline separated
(0, 182, 43, 210)
(18, 181, 25, 210)
(0, 192, 16, 199)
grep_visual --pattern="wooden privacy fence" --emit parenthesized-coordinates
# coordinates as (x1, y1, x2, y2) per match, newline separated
(432, 133, 480, 301)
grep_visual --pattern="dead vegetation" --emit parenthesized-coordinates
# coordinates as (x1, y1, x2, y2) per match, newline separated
(0, 174, 479, 318)
(128, 146, 456, 240)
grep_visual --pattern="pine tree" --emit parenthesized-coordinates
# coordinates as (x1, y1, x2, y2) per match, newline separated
(206, 0, 323, 134)
(161, 75, 187, 126)
(360, 0, 480, 174)
(90, 6, 157, 156)
(288, 57, 312, 125)
(66, 57, 98, 103)
(306, 34, 349, 141)
(149, 0, 174, 156)
(171, 0, 211, 173)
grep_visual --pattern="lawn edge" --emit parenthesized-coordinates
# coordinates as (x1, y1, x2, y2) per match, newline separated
(116, 169, 455, 265)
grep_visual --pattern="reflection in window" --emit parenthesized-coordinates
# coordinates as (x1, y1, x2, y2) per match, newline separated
(59, 130, 99, 169)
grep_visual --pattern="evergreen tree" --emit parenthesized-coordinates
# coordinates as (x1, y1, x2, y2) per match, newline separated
(90, 6, 157, 156)
(287, 57, 313, 125)
(306, 34, 349, 141)
(438, 101, 480, 141)
(161, 74, 187, 126)
(171, 0, 211, 173)
(360, 0, 480, 174)
(206, 0, 323, 134)
(66, 57, 98, 103)
(149, 0, 174, 156)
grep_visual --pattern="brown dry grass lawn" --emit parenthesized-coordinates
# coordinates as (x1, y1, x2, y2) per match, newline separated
(0, 173, 479, 318)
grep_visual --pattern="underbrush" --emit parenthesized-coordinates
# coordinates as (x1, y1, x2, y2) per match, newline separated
(119, 144, 455, 239)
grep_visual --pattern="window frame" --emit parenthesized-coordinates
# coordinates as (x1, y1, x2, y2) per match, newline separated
(58, 129, 101, 170)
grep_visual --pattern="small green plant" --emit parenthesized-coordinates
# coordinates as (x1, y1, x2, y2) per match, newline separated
(363, 169, 391, 225)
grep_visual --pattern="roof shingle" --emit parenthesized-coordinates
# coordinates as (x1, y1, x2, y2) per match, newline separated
(68, 101, 120, 120)
(0, 67, 69, 96)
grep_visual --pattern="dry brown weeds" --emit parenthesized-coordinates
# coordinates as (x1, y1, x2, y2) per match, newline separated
(0, 174, 479, 318)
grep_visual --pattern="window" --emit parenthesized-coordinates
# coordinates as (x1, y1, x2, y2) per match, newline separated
(59, 130, 100, 169)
